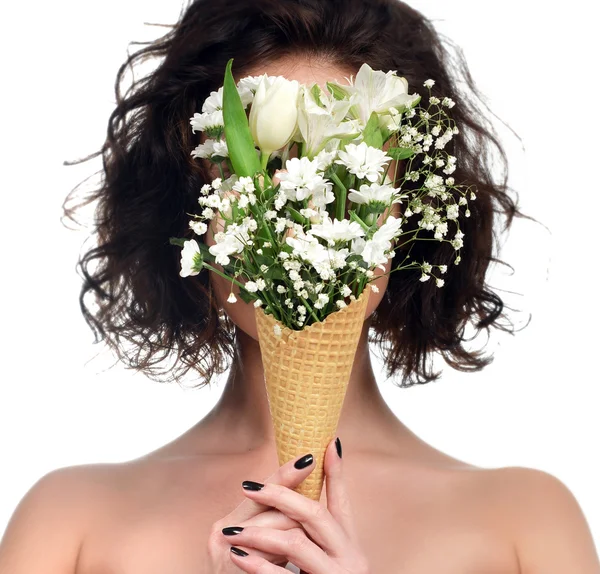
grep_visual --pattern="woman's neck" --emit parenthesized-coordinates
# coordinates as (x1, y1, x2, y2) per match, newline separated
(196, 320, 414, 456)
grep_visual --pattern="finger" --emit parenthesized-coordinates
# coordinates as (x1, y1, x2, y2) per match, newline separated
(241, 480, 348, 558)
(324, 436, 359, 542)
(239, 508, 302, 531)
(228, 526, 338, 574)
(228, 547, 292, 573)
(272, 168, 287, 187)
(225, 452, 316, 525)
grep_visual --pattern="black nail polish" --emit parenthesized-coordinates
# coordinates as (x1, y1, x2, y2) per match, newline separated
(222, 526, 244, 535)
(335, 437, 342, 459)
(242, 480, 264, 491)
(294, 453, 314, 469)
(230, 546, 249, 557)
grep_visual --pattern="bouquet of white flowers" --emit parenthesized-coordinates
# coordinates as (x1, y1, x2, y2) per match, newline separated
(171, 59, 475, 500)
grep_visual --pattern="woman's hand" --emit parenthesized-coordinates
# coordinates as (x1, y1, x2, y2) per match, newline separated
(223, 437, 371, 574)
(207, 449, 317, 572)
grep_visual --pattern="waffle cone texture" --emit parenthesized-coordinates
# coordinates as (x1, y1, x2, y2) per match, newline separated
(254, 285, 372, 501)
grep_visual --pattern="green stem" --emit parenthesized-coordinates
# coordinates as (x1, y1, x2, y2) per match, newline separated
(202, 263, 246, 290)
(260, 151, 271, 172)
(330, 171, 347, 221)
(300, 295, 321, 324)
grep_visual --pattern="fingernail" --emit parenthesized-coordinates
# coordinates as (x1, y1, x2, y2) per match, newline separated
(335, 437, 342, 459)
(242, 480, 264, 491)
(222, 526, 244, 535)
(294, 453, 314, 469)
(230, 546, 249, 557)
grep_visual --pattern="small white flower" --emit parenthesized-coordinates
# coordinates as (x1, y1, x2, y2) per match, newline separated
(256, 278, 267, 290)
(446, 204, 460, 220)
(424, 79, 435, 89)
(435, 278, 445, 288)
(439, 265, 448, 274)
(340, 284, 352, 298)
(297, 305, 307, 315)
(465, 209, 471, 218)
(202, 207, 215, 220)
(254, 299, 263, 308)
(189, 220, 208, 236)
(227, 292, 237, 303)
(277, 285, 286, 294)
(245, 281, 258, 293)
(370, 283, 380, 293)
(336, 299, 348, 309)
(211, 177, 223, 190)
(420, 274, 430, 282)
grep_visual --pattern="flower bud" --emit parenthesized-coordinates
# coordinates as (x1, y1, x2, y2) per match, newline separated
(249, 76, 300, 156)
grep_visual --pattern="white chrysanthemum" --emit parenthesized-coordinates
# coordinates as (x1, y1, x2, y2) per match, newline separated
(276, 156, 335, 206)
(180, 240, 202, 278)
(190, 110, 223, 133)
(190, 138, 229, 160)
(348, 182, 408, 206)
(309, 215, 365, 244)
(200, 84, 254, 115)
(334, 142, 391, 183)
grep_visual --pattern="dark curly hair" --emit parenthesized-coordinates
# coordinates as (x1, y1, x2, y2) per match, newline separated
(62, 0, 539, 388)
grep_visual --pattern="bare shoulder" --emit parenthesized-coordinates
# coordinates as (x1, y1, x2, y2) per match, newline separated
(0, 462, 126, 574)
(479, 466, 600, 573)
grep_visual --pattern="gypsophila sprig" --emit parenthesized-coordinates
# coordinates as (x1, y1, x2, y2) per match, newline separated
(170, 60, 478, 333)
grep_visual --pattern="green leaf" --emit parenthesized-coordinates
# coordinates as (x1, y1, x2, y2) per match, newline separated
(362, 111, 383, 149)
(237, 288, 255, 304)
(222, 59, 261, 178)
(325, 82, 350, 101)
(286, 205, 308, 225)
(169, 237, 187, 248)
(386, 147, 415, 160)
(310, 84, 325, 108)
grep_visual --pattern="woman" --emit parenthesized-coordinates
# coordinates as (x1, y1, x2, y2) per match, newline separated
(1, 0, 598, 573)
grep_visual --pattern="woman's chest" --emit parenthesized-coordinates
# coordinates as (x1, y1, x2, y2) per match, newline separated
(76, 472, 521, 574)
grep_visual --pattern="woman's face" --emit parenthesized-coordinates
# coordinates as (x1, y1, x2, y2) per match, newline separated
(200, 58, 403, 340)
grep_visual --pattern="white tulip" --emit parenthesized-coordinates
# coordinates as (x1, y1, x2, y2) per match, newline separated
(249, 75, 300, 156)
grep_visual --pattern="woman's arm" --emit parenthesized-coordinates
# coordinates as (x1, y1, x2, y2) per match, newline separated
(504, 467, 600, 573)
(0, 467, 86, 574)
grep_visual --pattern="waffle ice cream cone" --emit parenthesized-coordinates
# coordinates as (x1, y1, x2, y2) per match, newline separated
(254, 286, 372, 501)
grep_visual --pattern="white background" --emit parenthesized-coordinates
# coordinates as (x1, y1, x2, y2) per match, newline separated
(1, 0, 598, 555)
